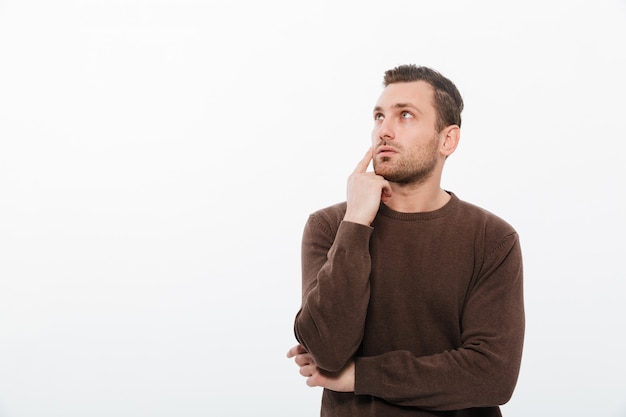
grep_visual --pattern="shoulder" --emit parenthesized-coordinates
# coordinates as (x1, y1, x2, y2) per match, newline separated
(450, 194, 521, 259)
(305, 201, 347, 237)
(452, 194, 517, 237)
(310, 201, 347, 220)
(450, 194, 522, 269)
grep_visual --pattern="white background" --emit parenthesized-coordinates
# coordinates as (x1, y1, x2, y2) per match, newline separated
(1, 1, 625, 416)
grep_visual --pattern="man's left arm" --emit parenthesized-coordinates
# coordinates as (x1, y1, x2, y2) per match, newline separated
(353, 232, 525, 410)
(289, 232, 524, 410)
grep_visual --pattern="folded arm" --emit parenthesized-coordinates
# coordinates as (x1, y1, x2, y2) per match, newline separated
(354, 233, 525, 410)
(293, 216, 373, 372)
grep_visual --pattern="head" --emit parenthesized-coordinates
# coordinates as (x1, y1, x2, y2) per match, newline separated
(372, 65, 463, 185)
(383, 64, 463, 132)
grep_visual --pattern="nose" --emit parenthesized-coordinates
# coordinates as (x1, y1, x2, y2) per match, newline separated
(376, 117, 394, 142)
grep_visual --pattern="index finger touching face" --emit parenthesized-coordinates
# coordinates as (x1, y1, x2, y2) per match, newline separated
(353, 147, 373, 174)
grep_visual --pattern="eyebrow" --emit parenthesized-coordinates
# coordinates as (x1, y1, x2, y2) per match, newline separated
(373, 103, 423, 115)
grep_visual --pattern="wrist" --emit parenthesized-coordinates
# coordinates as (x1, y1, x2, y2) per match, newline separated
(343, 211, 373, 226)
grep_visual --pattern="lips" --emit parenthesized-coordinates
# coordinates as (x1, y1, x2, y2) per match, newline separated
(376, 145, 398, 157)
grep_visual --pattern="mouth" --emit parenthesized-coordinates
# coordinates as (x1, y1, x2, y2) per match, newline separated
(376, 145, 398, 157)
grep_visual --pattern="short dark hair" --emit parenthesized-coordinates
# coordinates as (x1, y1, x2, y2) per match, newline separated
(383, 64, 464, 131)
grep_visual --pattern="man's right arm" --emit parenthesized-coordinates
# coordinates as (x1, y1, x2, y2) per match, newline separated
(293, 148, 390, 372)
(293, 213, 373, 372)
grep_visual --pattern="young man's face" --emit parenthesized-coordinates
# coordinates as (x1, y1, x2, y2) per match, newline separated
(371, 81, 444, 185)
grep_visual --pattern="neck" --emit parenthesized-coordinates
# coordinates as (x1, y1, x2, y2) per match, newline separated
(384, 181, 451, 213)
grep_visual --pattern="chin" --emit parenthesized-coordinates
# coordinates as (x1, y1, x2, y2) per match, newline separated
(373, 161, 395, 178)
(373, 169, 395, 182)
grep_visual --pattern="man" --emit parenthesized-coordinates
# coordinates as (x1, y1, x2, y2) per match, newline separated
(287, 65, 524, 417)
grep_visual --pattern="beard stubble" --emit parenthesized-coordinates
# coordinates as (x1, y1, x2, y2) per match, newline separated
(373, 136, 440, 185)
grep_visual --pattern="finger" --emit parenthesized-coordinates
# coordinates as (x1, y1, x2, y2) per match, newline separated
(294, 353, 313, 366)
(306, 372, 323, 388)
(352, 147, 373, 174)
(286, 344, 307, 358)
(299, 364, 316, 377)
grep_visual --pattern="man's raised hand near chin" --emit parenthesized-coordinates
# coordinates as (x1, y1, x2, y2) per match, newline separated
(286, 344, 355, 393)
(343, 147, 392, 226)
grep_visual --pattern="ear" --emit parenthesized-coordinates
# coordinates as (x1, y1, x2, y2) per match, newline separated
(440, 125, 460, 157)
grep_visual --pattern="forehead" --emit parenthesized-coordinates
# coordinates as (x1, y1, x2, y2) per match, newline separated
(375, 81, 435, 111)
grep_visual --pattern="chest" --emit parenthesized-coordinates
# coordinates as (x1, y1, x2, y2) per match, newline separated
(367, 222, 479, 324)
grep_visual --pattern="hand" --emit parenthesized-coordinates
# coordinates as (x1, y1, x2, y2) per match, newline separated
(343, 147, 392, 226)
(287, 344, 355, 392)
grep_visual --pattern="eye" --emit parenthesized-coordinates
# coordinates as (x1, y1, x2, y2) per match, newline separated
(374, 113, 384, 121)
(401, 111, 413, 119)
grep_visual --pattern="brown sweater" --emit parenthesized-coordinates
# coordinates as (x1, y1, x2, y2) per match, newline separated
(294, 193, 524, 417)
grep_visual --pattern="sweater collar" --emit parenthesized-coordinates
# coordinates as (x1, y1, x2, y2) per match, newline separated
(377, 191, 459, 221)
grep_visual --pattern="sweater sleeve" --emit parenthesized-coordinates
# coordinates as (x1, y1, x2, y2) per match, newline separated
(293, 213, 373, 372)
(354, 232, 525, 410)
